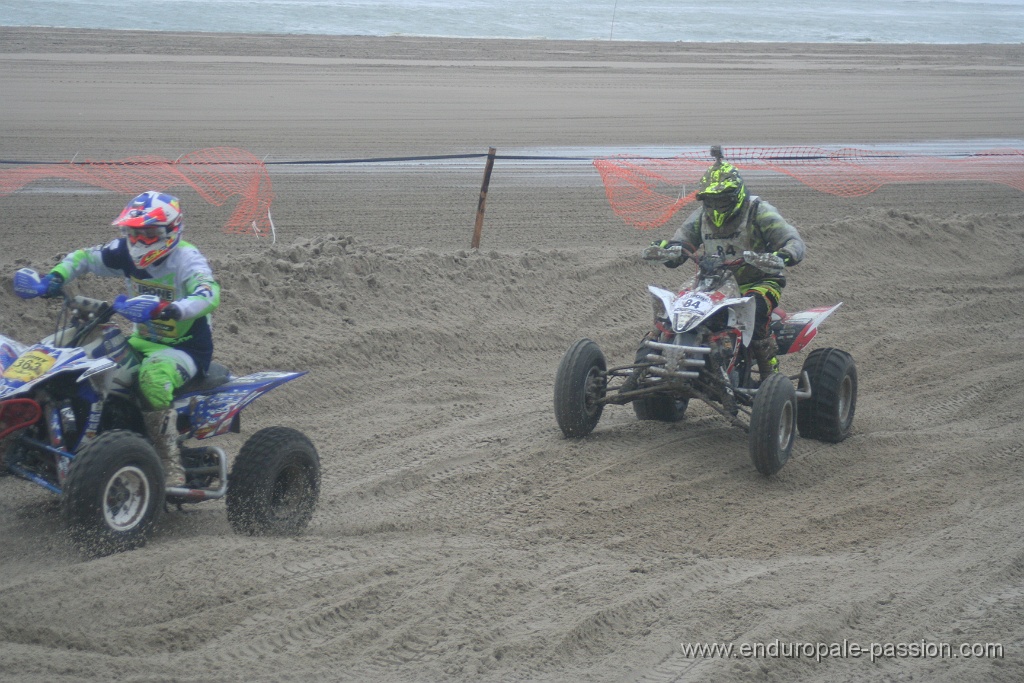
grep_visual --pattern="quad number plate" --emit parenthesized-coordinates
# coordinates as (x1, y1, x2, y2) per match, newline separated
(2, 350, 57, 383)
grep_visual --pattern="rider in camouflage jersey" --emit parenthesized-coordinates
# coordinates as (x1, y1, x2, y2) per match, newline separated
(656, 154, 806, 377)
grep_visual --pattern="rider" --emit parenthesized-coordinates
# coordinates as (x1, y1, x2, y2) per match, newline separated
(40, 191, 221, 487)
(653, 149, 806, 377)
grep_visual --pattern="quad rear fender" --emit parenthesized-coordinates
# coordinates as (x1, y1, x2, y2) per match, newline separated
(183, 371, 307, 439)
(776, 303, 843, 355)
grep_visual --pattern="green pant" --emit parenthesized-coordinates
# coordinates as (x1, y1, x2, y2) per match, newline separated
(127, 336, 198, 410)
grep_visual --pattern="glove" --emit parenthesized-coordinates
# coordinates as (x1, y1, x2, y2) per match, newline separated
(642, 239, 688, 268)
(642, 240, 667, 260)
(41, 273, 65, 298)
(152, 302, 182, 321)
(774, 251, 795, 266)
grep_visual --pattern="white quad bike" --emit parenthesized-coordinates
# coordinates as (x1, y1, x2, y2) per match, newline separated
(554, 244, 857, 475)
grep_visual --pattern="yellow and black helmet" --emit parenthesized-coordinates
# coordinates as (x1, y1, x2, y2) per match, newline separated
(696, 161, 747, 228)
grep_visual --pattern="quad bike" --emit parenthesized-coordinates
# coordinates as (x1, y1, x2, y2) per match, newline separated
(0, 268, 320, 555)
(554, 245, 856, 475)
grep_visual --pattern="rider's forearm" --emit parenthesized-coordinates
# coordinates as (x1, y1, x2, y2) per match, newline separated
(174, 277, 220, 320)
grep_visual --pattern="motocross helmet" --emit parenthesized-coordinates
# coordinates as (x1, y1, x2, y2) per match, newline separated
(696, 161, 747, 229)
(112, 191, 183, 269)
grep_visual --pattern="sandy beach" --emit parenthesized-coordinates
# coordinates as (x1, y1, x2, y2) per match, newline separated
(1, 27, 1023, 682)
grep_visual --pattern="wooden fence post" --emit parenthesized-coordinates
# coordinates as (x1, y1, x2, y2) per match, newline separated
(471, 147, 497, 249)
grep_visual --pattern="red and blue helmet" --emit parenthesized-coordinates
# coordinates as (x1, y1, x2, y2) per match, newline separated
(112, 191, 183, 268)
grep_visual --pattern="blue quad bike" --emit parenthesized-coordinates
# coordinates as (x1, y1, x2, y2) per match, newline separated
(0, 268, 320, 556)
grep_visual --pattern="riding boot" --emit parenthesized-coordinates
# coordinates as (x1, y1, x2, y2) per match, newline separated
(751, 335, 780, 379)
(143, 408, 186, 488)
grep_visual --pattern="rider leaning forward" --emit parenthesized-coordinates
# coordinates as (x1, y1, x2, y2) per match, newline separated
(653, 150, 806, 377)
(40, 191, 221, 487)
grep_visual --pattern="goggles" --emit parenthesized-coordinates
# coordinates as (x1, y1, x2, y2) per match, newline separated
(700, 193, 738, 211)
(125, 226, 165, 246)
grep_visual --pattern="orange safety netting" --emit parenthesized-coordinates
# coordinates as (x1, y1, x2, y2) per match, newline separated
(0, 147, 274, 239)
(594, 146, 1024, 229)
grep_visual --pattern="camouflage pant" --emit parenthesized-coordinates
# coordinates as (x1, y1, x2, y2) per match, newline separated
(741, 281, 782, 340)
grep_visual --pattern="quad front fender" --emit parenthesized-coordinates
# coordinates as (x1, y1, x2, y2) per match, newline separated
(648, 285, 756, 346)
(0, 343, 115, 400)
(185, 371, 306, 439)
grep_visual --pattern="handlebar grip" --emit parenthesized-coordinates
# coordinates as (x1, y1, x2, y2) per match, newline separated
(741, 250, 786, 275)
(641, 245, 685, 261)
(113, 294, 164, 323)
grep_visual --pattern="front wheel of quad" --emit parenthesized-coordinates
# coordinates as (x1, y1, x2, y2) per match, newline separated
(797, 348, 857, 443)
(749, 373, 797, 476)
(61, 430, 165, 556)
(227, 427, 320, 536)
(554, 338, 607, 438)
(631, 344, 688, 422)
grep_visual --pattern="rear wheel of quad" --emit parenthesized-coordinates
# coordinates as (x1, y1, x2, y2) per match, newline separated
(227, 427, 320, 536)
(554, 338, 607, 438)
(631, 345, 688, 422)
(749, 373, 797, 476)
(61, 430, 165, 556)
(797, 348, 857, 442)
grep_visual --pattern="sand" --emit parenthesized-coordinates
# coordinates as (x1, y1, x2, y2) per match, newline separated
(1, 26, 1023, 682)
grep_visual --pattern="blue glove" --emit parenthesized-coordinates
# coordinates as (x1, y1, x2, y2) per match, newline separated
(41, 273, 65, 298)
(152, 302, 182, 321)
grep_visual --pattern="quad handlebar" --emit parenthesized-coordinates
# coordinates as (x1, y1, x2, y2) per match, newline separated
(13, 268, 167, 348)
(641, 246, 784, 276)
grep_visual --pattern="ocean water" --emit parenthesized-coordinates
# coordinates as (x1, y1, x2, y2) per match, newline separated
(2, 0, 1023, 43)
